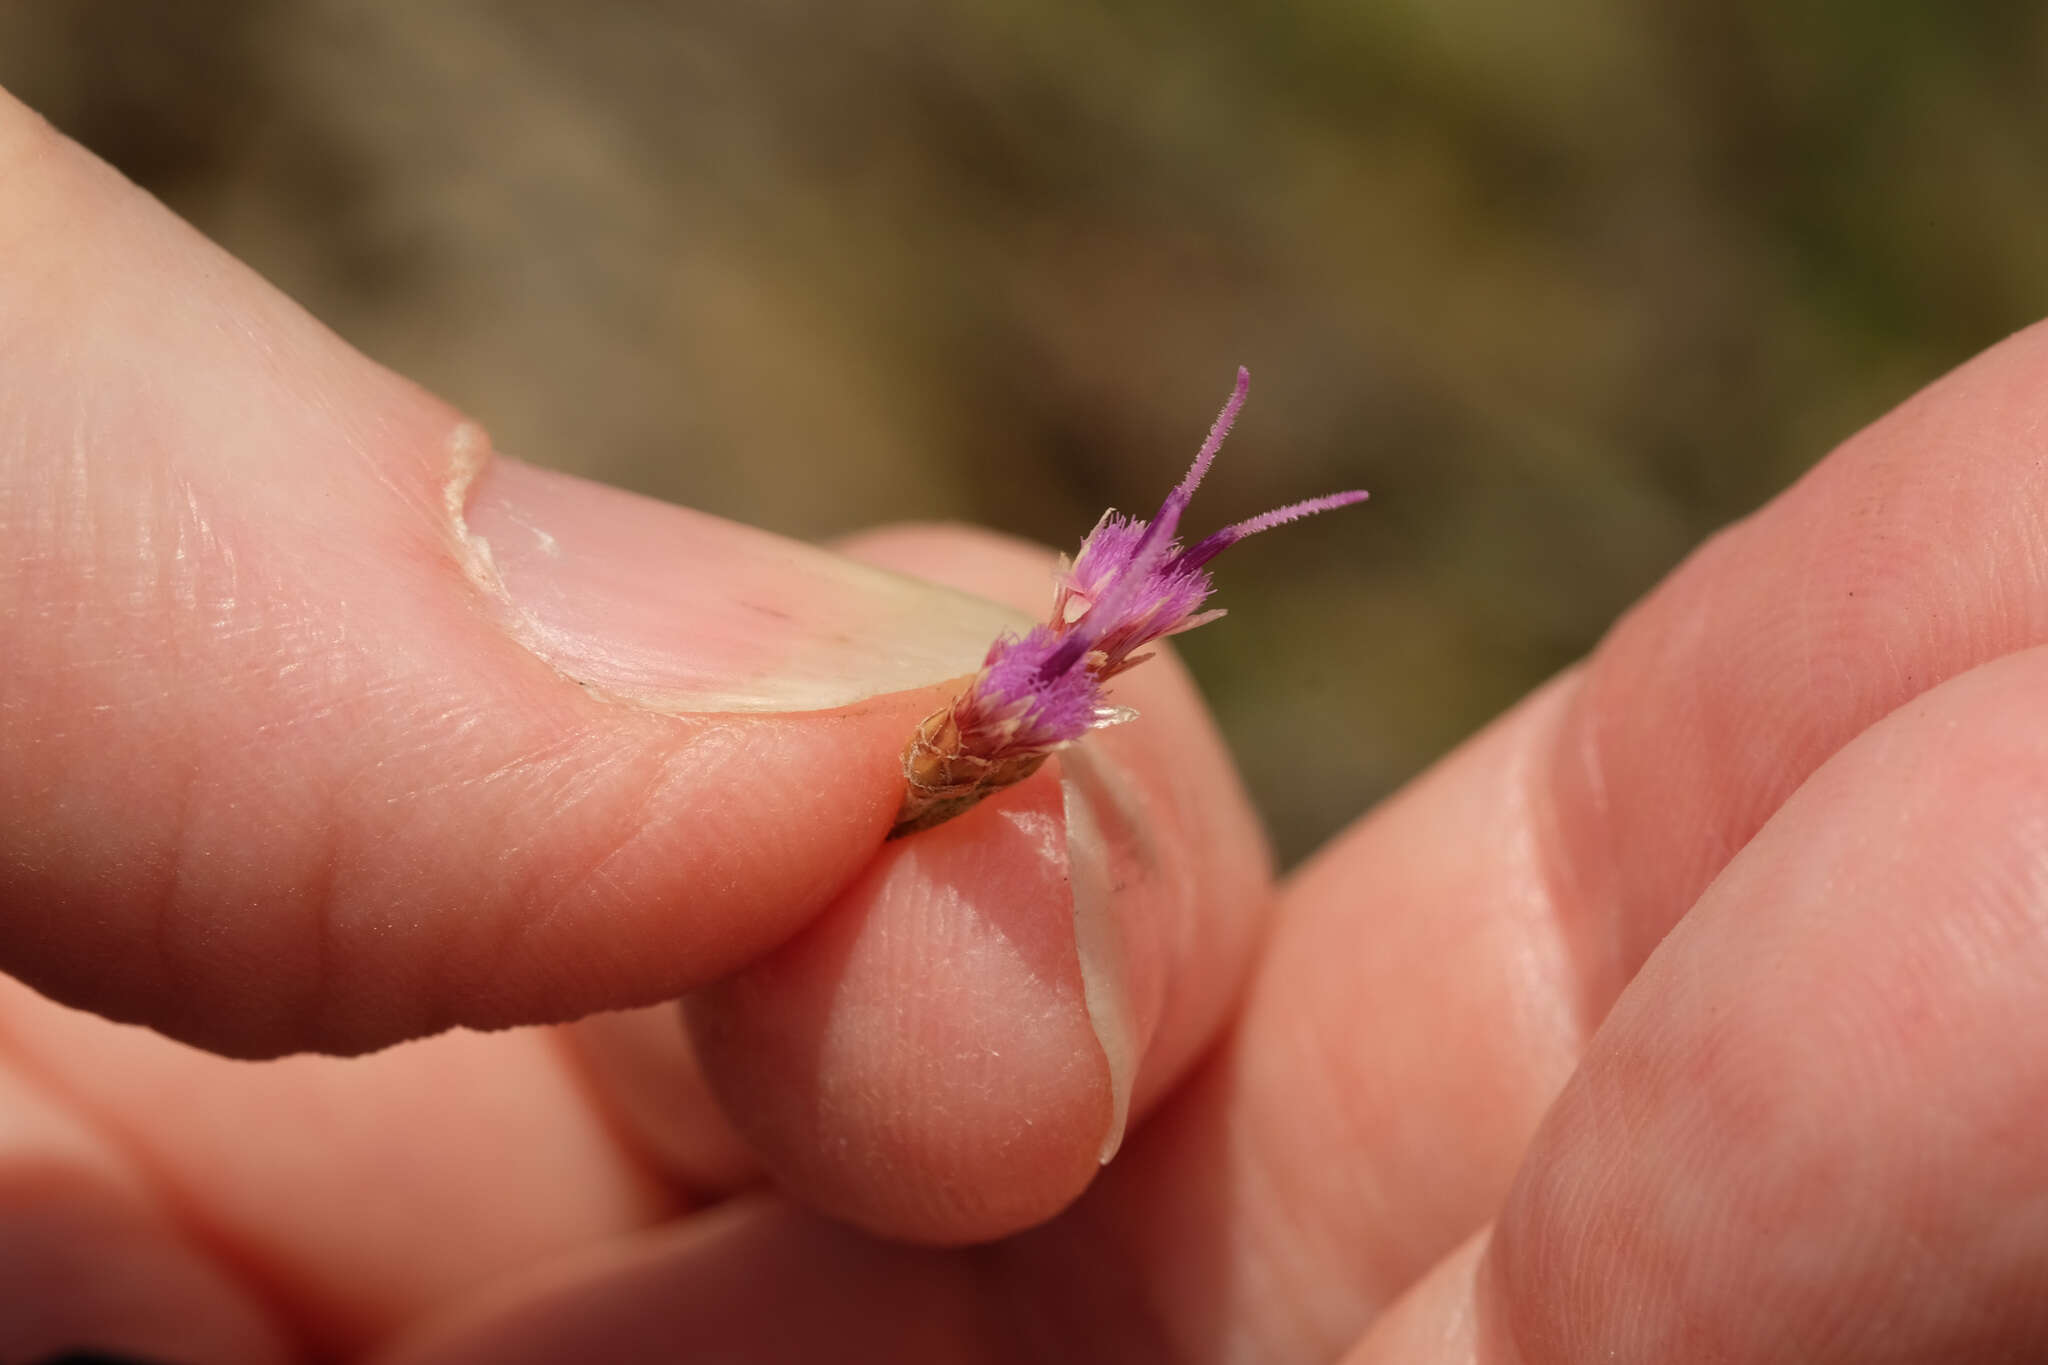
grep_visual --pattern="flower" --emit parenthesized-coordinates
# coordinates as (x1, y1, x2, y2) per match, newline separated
(891, 366, 1367, 837)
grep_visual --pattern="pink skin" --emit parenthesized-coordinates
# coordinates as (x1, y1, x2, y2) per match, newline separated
(5, 85, 2048, 1363)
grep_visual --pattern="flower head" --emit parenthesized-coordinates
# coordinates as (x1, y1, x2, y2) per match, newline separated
(952, 623, 1108, 756)
(892, 366, 1367, 836)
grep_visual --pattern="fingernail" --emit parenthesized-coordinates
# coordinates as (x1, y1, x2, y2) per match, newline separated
(451, 447, 1027, 712)
(1059, 743, 1164, 1163)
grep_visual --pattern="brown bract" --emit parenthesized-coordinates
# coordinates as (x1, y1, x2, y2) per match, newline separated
(890, 700, 1052, 838)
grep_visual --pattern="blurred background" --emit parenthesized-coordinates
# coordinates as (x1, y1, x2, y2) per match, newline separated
(4, 2, 2045, 864)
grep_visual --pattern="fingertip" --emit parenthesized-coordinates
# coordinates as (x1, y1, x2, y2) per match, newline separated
(685, 776, 1112, 1244)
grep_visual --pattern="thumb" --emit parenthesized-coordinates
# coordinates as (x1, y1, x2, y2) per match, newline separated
(0, 88, 1015, 1057)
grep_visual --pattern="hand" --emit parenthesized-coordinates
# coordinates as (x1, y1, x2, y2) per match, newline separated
(5, 86, 2046, 1364)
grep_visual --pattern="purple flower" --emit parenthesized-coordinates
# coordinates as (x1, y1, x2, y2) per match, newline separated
(976, 366, 1364, 734)
(892, 366, 1366, 836)
(950, 623, 1107, 756)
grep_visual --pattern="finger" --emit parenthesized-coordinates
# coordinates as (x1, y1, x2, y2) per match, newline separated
(682, 524, 1275, 1242)
(1353, 647, 2048, 1362)
(0, 977, 671, 1357)
(0, 86, 1019, 1057)
(0, 1050, 295, 1365)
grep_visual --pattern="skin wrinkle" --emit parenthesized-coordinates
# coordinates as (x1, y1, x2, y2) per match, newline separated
(298, 717, 480, 1048)
(295, 813, 343, 1059)
(116, 440, 430, 1041)
(1534, 669, 1631, 1042)
(407, 781, 576, 1039)
(458, 717, 612, 796)
(1557, 560, 1740, 995)
(1243, 1075, 1362, 1363)
(352, 697, 512, 805)
(272, 691, 491, 1049)
(1479, 688, 1603, 1050)
(1269, 961, 1397, 1311)
(481, 714, 851, 1030)
(173, 470, 232, 622)
(245, 626, 378, 739)
(1503, 674, 1611, 1052)
(480, 741, 693, 1005)
(148, 745, 201, 1042)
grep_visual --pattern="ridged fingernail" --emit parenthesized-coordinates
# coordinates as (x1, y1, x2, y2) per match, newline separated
(451, 446, 1027, 712)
